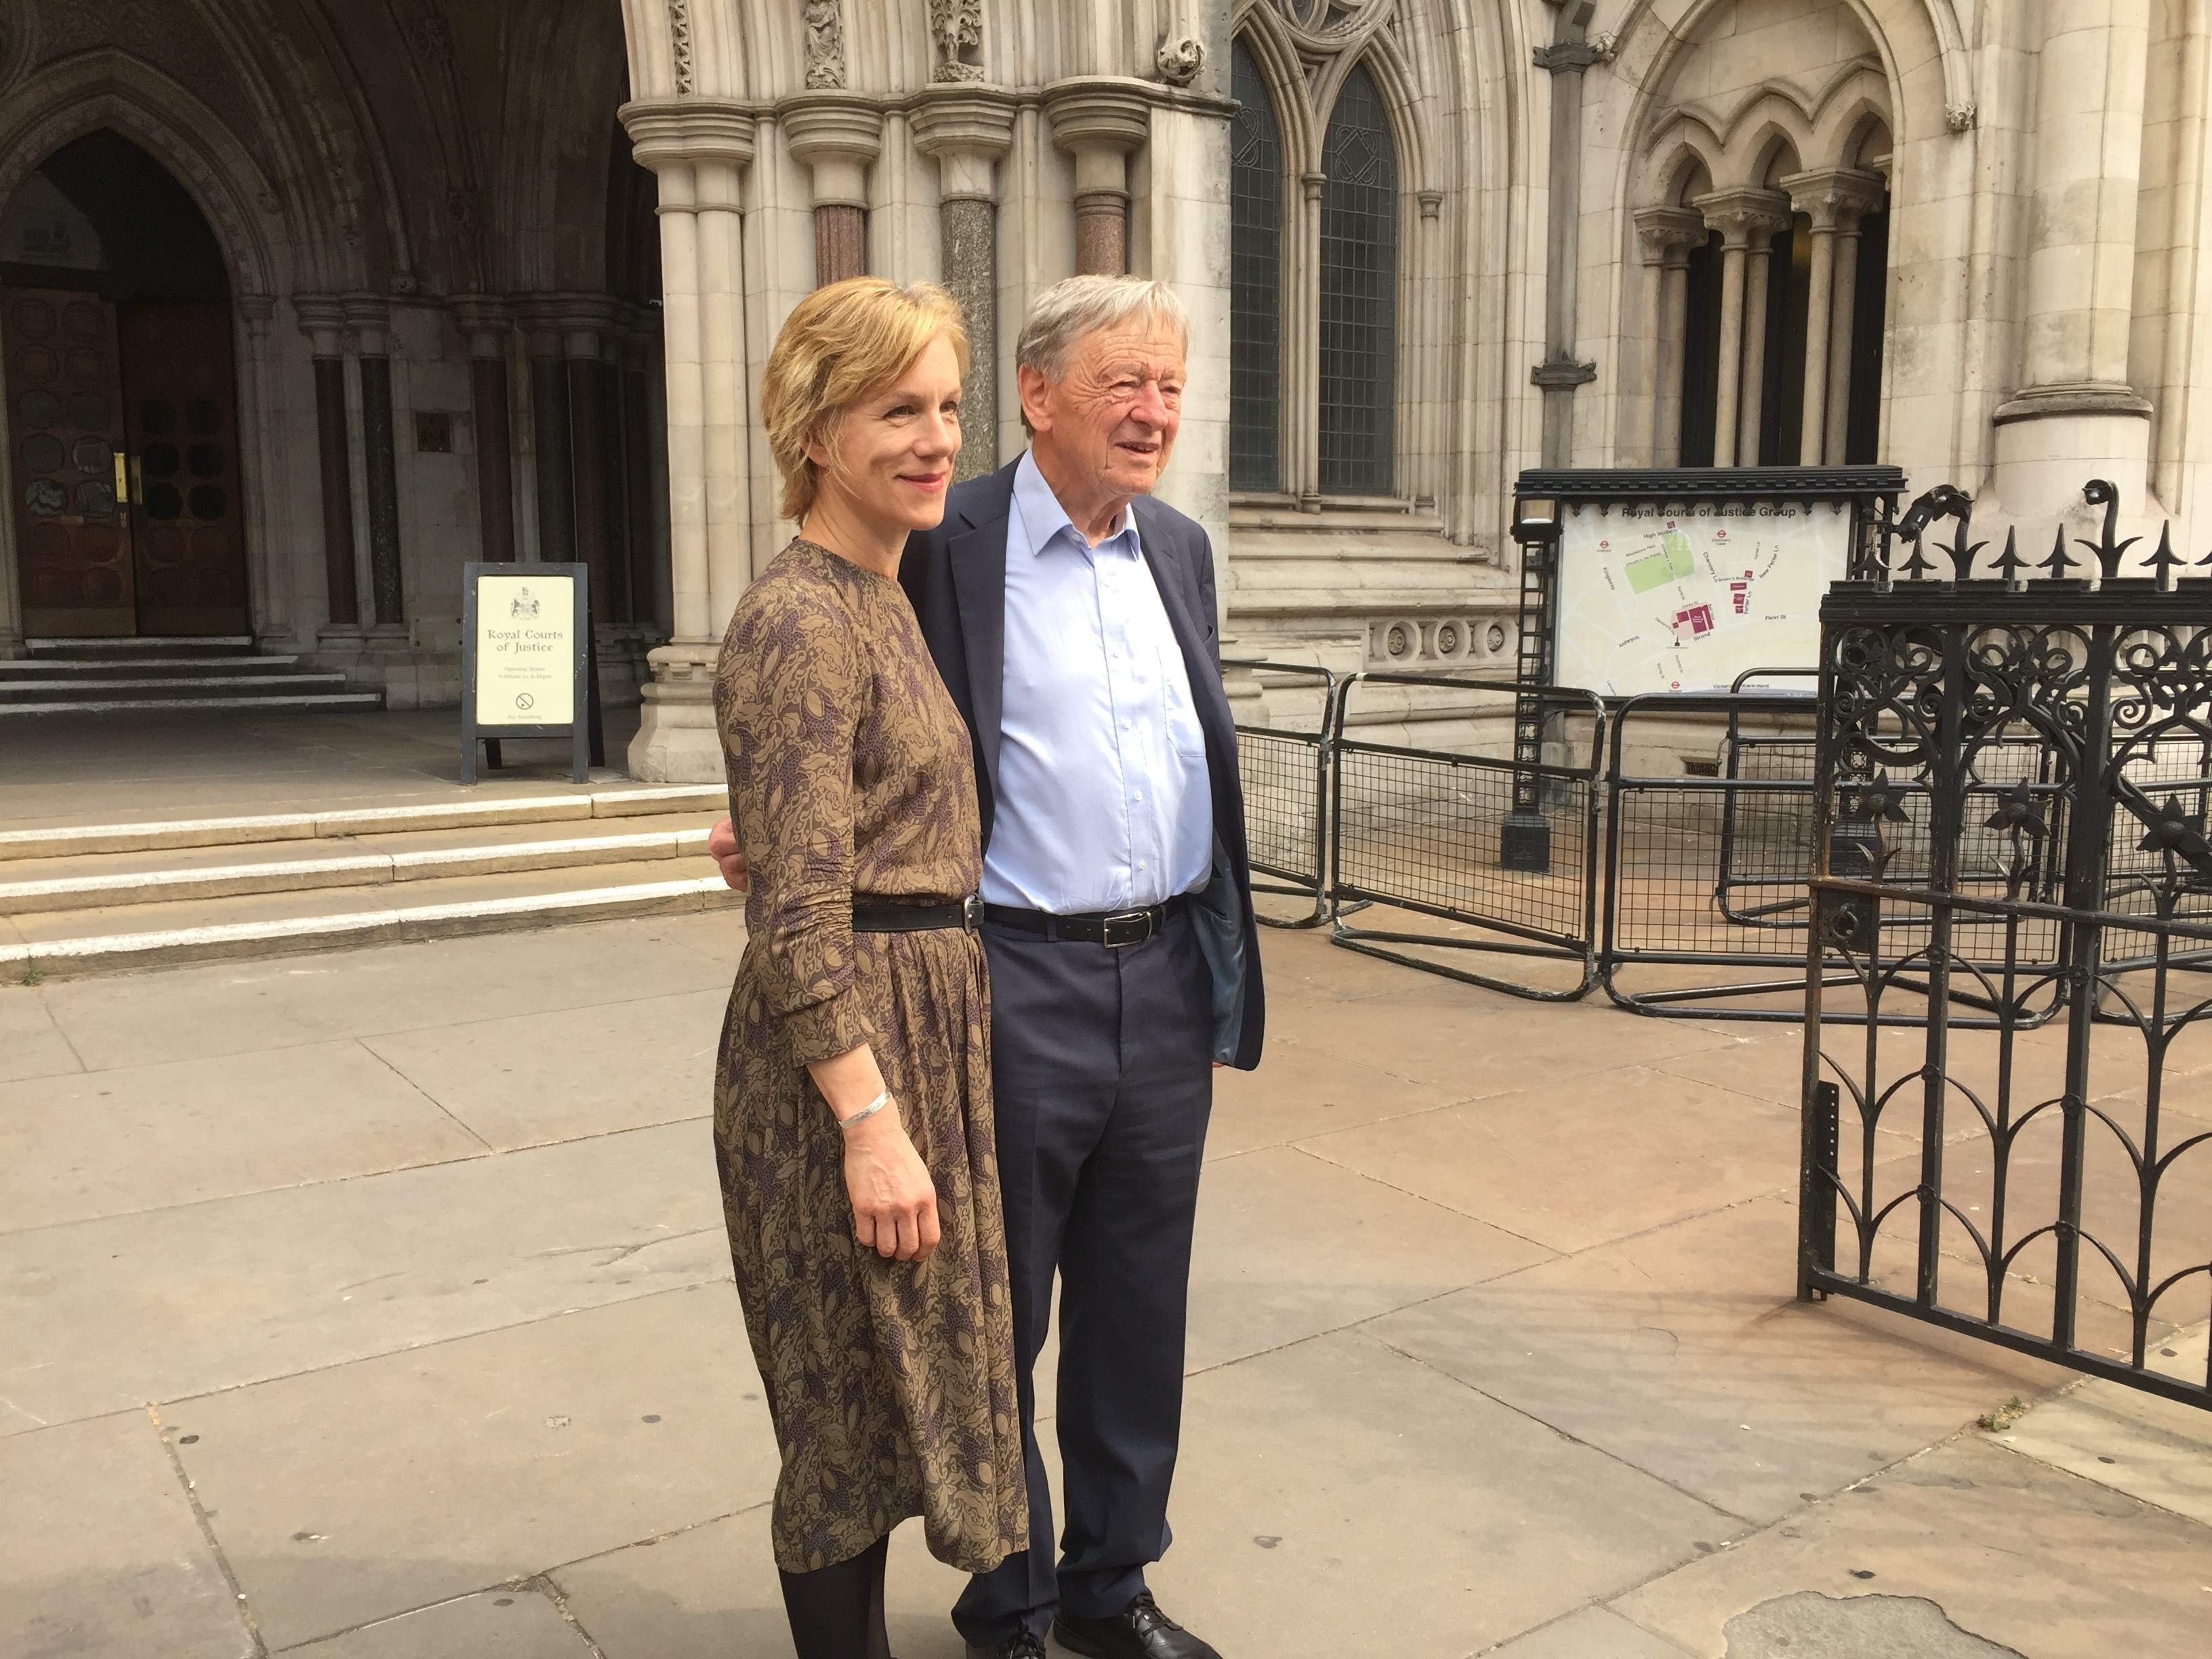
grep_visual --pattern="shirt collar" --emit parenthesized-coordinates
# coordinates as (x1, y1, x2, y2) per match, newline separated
(1013, 449, 1139, 558)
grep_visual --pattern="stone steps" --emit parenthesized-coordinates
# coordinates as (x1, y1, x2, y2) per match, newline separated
(0, 783, 741, 979)
(3, 638, 382, 717)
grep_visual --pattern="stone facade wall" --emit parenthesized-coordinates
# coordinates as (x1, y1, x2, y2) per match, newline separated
(7, 1, 2212, 772)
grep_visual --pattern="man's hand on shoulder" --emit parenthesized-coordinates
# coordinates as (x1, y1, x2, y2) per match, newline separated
(708, 817, 749, 891)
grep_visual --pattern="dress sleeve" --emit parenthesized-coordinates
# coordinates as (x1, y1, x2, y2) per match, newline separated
(716, 579, 879, 1065)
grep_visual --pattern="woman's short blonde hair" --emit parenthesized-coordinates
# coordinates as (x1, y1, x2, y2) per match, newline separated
(760, 276, 970, 523)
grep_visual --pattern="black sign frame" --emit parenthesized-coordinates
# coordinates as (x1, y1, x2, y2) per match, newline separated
(461, 560, 590, 785)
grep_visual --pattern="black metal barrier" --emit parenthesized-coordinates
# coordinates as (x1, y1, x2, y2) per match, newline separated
(1227, 667, 2074, 1018)
(1324, 673, 1606, 1000)
(1225, 660, 1341, 929)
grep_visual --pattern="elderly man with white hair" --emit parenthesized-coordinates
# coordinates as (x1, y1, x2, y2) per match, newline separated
(708, 274, 1265, 1658)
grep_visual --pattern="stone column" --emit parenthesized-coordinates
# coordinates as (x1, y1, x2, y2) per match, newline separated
(560, 295, 622, 623)
(1995, 0, 2156, 516)
(1692, 192, 1770, 468)
(1782, 169, 1882, 465)
(452, 295, 516, 563)
(781, 94, 883, 286)
(515, 299, 575, 564)
(1633, 208, 1704, 467)
(1824, 211, 1869, 462)
(233, 293, 295, 649)
(1532, 37, 1603, 465)
(912, 86, 1016, 482)
(295, 297, 360, 629)
(1294, 171, 1324, 506)
(619, 98, 758, 781)
(618, 308, 662, 630)
(1044, 78, 1152, 276)
(341, 295, 405, 628)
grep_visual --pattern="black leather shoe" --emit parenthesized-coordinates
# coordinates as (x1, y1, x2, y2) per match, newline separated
(964, 1633, 1048, 1659)
(1052, 1593, 1223, 1659)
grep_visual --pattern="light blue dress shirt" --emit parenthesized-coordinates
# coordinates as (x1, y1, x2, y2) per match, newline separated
(984, 451, 1214, 913)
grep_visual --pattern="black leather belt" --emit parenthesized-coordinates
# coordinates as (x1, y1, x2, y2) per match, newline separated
(851, 895, 983, 933)
(983, 895, 1187, 947)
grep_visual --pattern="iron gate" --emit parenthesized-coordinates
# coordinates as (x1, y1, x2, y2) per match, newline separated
(1802, 568, 2212, 1409)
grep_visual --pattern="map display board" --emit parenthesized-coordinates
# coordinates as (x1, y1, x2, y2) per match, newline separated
(1553, 498, 1851, 695)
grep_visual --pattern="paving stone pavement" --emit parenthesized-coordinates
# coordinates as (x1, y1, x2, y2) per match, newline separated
(2, 914, 2206, 1658)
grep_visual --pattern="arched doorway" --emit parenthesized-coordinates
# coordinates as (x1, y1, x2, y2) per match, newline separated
(1, 129, 247, 637)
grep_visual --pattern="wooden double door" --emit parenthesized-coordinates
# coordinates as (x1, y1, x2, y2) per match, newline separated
(5, 287, 249, 637)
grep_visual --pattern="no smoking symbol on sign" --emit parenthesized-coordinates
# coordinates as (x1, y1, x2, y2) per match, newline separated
(516, 693, 535, 712)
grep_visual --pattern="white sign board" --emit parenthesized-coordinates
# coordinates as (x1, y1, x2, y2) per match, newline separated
(1553, 499, 1850, 695)
(472, 572, 576, 725)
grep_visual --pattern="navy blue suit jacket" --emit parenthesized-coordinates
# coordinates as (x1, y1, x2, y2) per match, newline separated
(899, 457, 1266, 1070)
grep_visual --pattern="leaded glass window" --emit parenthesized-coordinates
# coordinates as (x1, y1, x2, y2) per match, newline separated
(1319, 63, 1397, 496)
(1230, 41, 1283, 491)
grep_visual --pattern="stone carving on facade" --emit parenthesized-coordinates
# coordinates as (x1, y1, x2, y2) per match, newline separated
(802, 0, 846, 89)
(1946, 102, 1977, 132)
(1155, 37, 1205, 87)
(928, 0, 984, 83)
(666, 0, 695, 94)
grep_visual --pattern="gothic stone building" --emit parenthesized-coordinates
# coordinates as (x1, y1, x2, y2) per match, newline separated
(1, 2, 2203, 779)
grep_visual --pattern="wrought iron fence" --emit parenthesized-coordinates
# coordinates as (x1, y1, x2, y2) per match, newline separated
(1800, 499, 2212, 1410)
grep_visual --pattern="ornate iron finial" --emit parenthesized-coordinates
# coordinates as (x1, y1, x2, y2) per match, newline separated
(1984, 779, 2047, 838)
(1992, 527, 2029, 590)
(1939, 525, 1986, 582)
(2041, 524, 2078, 581)
(1899, 533, 1936, 581)
(2129, 792, 2212, 877)
(2148, 521, 2184, 590)
(2076, 477, 2135, 581)
(1843, 771, 1913, 825)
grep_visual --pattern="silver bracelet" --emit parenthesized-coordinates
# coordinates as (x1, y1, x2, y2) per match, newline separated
(837, 1089, 892, 1131)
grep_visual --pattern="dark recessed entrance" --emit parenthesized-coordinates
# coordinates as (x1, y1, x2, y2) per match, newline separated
(2, 129, 248, 637)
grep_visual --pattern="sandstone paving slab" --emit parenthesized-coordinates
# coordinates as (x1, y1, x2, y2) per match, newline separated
(1206, 1035, 1470, 1159)
(1996, 1333, 2212, 1528)
(1610, 1436, 2212, 1659)
(640, 909, 747, 969)
(361, 988, 724, 1150)
(1187, 1145, 1555, 1372)
(1138, 1328, 1736, 1659)
(552, 1505, 983, 1659)
(0, 1120, 725, 1431)
(1296, 1065, 1799, 1253)
(1486, 1605, 1695, 1658)
(1288, 991, 1741, 1094)
(1368, 1197, 2036, 1527)
(0, 985, 80, 1082)
(276, 1587, 594, 1657)
(167, 1283, 776, 1651)
(0, 1409, 254, 1659)
(0, 1039, 489, 1233)
(35, 918, 733, 1070)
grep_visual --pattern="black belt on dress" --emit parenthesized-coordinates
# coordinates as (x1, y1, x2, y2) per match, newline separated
(851, 894, 983, 933)
(981, 894, 1188, 947)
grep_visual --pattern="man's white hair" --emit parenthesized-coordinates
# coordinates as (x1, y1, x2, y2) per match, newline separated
(1015, 275, 1190, 382)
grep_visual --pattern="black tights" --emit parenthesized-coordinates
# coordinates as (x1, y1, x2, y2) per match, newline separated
(778, 1532, 891, 1659)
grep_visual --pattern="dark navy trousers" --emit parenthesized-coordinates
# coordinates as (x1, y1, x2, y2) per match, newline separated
(951, 907, 1215, 1645)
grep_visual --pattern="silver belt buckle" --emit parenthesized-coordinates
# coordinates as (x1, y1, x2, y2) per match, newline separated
(962, 894, 983, 932)
(1101, 908, 1152, 948)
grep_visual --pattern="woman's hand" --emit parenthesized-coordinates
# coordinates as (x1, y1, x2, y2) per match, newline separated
(841, 1106, 941, 1263)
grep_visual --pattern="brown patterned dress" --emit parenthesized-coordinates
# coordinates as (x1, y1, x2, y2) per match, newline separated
(712, 538, 1027, 1576)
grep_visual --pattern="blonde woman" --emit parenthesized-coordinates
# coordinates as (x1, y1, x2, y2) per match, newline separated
(714, 277, 1025, 1658)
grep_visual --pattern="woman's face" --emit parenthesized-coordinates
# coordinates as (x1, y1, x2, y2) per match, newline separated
(812, 333, 964, 536)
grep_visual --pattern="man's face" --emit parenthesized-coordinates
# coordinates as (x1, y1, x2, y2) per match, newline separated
(1021, 317, 1186, 502)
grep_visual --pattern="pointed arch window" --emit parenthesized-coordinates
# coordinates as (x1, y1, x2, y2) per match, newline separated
(1318, 63, 1397, 495)
(1228, 38, 1407, 504)
(1230, 38, 1284, 492)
